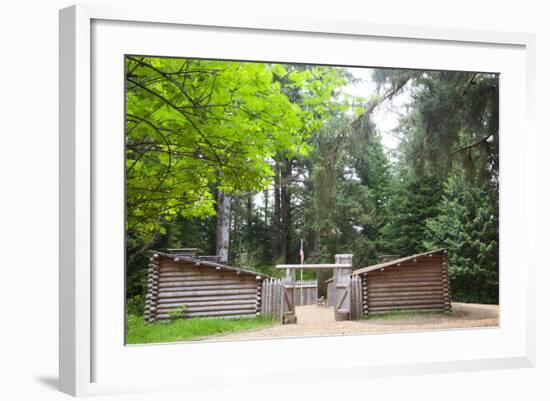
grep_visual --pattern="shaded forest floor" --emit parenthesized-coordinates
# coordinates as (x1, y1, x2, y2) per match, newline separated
(196, 303, 499, 341)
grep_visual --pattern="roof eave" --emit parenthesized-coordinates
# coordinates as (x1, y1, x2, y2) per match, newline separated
(150, 250, 271, 278)
(353, 248, 448, 275)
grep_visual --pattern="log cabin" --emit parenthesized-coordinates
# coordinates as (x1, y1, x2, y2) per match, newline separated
(325, 248, 450, 315)
(353, 248, 451, 315)
(144, 249, 270, 322)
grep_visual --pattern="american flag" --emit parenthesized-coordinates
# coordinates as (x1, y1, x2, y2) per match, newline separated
(299, 239, 304, 264)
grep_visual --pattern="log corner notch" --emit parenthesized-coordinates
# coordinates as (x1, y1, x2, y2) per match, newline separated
(441, 249, 452, 312)
(143, 252, 160, 323)
(255, 275, 263, 316)
(354, 248, 451, 316)
(144, 249, 271, 322)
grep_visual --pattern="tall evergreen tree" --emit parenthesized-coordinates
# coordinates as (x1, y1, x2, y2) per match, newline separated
(378, 172, 442, 257)
(424, 170, 499, 303)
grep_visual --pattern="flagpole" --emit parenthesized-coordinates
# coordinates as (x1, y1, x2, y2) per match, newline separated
(300, 239, 303, 306)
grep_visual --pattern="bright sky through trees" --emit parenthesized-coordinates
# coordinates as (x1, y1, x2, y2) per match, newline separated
(344, 67, 411, 153)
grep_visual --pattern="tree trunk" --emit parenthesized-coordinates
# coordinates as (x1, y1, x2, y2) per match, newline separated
(216, 191, 232, 264)
(264, 188, 269, 225)
(280, 158, 293, 263)
(273, 157, 294, 263)
(273, 163, 282, 261)
(246, 194, 253, 244)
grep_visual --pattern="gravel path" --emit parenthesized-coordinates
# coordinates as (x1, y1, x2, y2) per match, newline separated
(200, 302, 499, 341)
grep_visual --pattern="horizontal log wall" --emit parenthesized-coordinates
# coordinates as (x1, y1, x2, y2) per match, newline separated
(150, 257, 262, 321)
(362, 253, 448, 314)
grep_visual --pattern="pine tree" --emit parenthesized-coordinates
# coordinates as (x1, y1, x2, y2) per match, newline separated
(424, 170, 498, 303)
(378, 172, 442, 257)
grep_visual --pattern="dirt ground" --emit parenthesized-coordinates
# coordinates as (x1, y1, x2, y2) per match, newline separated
(199, 302, 499, 341)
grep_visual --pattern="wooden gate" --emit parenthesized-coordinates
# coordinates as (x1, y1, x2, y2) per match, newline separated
(282, 275, 296, 323)
(294, 280, 318, 306)
(260, 276, 296, 323)
(261, 273, 362, 321)
(273, 254, 356, 323)
(333, 254, 353, 321)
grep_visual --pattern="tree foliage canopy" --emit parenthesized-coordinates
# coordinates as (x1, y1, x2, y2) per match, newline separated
(371, 70, 499, 182)
(126, 57, 348, 241)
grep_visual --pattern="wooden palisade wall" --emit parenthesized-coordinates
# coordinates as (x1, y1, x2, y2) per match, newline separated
(349, 275, 363, 320)
(260, 278, 283, 320)
(294, 280, 318, 306)
(359, 250, 450, 315)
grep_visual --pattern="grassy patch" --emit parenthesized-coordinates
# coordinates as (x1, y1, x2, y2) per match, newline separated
(363, 310, 448, 321)
(125, 314, 277, 344)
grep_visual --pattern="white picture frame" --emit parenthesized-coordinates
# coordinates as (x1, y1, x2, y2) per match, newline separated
(59, 4, 536, 397)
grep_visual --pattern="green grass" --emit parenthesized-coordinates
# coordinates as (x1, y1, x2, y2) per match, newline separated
(363, 310, 448, 321)
(125, 314, 277, 344)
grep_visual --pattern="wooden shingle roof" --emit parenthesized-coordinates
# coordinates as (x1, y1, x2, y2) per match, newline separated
(151, 250, 271, 279)
(352, 248, 448, 275)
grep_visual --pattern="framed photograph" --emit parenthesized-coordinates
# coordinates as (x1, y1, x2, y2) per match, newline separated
(59, 4, 536, 396)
